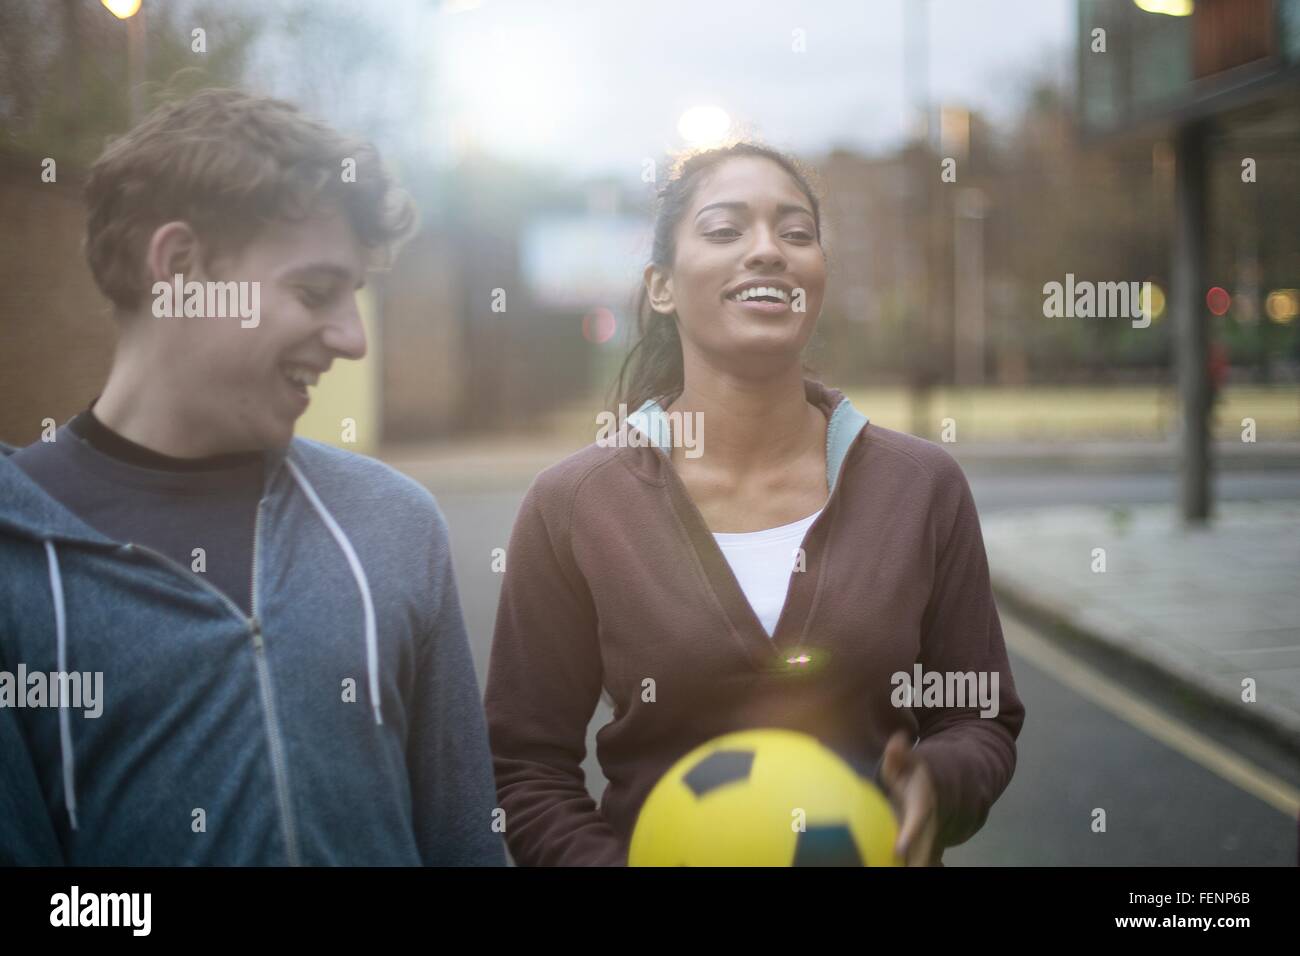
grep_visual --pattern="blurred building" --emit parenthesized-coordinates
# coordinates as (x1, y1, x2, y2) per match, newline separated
(1078, 0, 1300, 518)
(0, 148, 628, 448)
(0, 153, 116, 447)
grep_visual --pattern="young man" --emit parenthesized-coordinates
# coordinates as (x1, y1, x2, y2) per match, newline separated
(0, 89, 505, 865)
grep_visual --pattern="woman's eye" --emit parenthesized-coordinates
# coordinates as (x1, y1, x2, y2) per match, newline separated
(705, 228, 740, 239)
(784, 231, 814, 242)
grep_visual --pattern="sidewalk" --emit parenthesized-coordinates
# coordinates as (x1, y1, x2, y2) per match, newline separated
(382, 434, 1300, 488)
(381, 434, 587, 491)
(949, 439, 1300, 473)
(982, 501, 1300, 747)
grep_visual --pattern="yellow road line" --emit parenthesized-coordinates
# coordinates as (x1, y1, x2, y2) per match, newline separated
(1002, 613, 1300, 819)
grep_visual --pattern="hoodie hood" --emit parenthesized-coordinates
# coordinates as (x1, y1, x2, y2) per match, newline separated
(624, 378, 870, 492)
(0, 442, 118, 548)
(0, 439, 293, 546)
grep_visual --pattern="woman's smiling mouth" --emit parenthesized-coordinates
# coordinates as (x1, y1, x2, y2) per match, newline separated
(725, 281, 795, 313)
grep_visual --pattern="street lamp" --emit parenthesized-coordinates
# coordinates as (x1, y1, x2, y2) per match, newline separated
(954, 187, 987, 388)
(101, 0, 141, 19)
(1133, 0, 1194, 15)
(677, 106, 732, 149)
(102, 0, 146, 122)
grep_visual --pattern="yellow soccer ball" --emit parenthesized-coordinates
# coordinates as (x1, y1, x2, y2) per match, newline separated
(629, 728, 902, 867)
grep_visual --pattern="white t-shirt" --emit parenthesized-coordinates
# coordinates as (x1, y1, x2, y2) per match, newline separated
(712, 509, 823, 638)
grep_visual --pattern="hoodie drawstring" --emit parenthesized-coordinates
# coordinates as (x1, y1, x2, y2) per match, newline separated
(37, 457, 381, 836)
(43, 541, 78, 831)
(284, 459, 382, 726)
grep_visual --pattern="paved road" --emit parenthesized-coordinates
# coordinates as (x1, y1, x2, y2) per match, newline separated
(422, 466, 1300, 865)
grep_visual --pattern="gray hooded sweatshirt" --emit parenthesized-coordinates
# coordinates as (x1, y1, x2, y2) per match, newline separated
(0, 433, 505, 866)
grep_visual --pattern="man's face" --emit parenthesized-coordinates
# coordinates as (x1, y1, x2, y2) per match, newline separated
(151, 204, 369, 453)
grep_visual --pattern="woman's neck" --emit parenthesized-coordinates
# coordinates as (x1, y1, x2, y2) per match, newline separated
(666, 363, 823, 474)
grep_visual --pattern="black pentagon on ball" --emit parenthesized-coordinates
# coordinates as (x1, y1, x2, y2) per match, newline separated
(683, 749, 755, 797)
(793, 824, 864, 866)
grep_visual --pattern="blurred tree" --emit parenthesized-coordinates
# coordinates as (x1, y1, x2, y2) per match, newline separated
(244, 0, 431, 163)
(0, 0, 261, 167)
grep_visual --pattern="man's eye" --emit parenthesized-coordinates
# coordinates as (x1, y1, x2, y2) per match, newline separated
(298, 287, 332, 307)
(705, 228, 740, 239)
(784, 231, 814, 242)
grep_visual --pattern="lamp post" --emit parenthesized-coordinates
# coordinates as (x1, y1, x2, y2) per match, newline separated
(954, 187, 987, 388)
(102, 0, 146, 123)
(902, 0, 934, 437)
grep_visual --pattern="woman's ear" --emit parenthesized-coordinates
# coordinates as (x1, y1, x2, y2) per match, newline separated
(145, 221, 203, 286)
(644, 262, 675, 316)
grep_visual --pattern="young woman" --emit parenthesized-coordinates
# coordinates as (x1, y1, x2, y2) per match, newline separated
(484, 142, 1025, 866)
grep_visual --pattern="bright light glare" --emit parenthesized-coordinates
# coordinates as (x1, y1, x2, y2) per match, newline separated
(101, 0, 142, 18)
(677, 106, 732, 148)
(1266, 290, 1299, 324)
(1142, 282, 1166, 321)
(1133, 0, 1194, 16)
(437, 20, 585, 162)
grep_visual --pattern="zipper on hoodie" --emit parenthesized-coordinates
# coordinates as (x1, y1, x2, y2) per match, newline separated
(247, 495, 301, 866)
(119, 494, 302, 866)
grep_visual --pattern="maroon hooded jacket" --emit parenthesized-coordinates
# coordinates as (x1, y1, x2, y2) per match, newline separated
(485, 380, 1025, 865)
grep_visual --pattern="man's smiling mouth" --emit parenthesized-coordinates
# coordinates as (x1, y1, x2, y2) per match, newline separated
(280, 363, 322, 395)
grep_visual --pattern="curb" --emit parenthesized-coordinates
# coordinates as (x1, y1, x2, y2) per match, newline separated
(990, 574, 1300, 761)
(383, 439, 1300, 484)
(950, 442, 1300, 473)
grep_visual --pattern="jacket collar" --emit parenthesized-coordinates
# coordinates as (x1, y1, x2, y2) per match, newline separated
(625, 378, 870, 492)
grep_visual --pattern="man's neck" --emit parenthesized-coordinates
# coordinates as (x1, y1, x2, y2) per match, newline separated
(71, 407, 262, 472)
(94, 340, 251, 459)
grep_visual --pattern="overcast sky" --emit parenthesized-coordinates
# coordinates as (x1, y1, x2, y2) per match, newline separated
(423, 0, 1076, 181)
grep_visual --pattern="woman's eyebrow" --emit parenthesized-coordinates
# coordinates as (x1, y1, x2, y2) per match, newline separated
(694, 200, 814, 220)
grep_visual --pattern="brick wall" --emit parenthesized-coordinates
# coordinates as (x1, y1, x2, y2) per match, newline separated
(0, 154, 116, 447)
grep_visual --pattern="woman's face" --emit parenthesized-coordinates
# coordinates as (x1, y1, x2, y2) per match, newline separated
(646, 155, 826, 373)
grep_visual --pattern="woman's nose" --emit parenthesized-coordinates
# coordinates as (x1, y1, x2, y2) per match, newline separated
(744, 227, 786, 269)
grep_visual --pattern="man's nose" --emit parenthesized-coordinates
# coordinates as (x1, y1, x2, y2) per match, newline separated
(323, 296, 367, 361)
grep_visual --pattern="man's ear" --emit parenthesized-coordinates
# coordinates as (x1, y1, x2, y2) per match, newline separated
(644, 262, 675, 316)
(145, 221, 204, 285)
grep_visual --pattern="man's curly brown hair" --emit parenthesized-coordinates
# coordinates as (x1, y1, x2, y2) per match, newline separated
(84, 88, 417, 313)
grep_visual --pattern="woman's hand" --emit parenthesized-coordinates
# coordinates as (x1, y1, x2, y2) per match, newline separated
(879, 730, 939, 866)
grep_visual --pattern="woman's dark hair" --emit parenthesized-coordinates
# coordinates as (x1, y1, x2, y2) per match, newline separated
(608, 141, 824, 413)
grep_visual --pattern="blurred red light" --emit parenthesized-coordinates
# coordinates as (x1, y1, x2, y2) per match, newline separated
(1206, 287, 1230, 316)
(582, 307, 617, 344)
